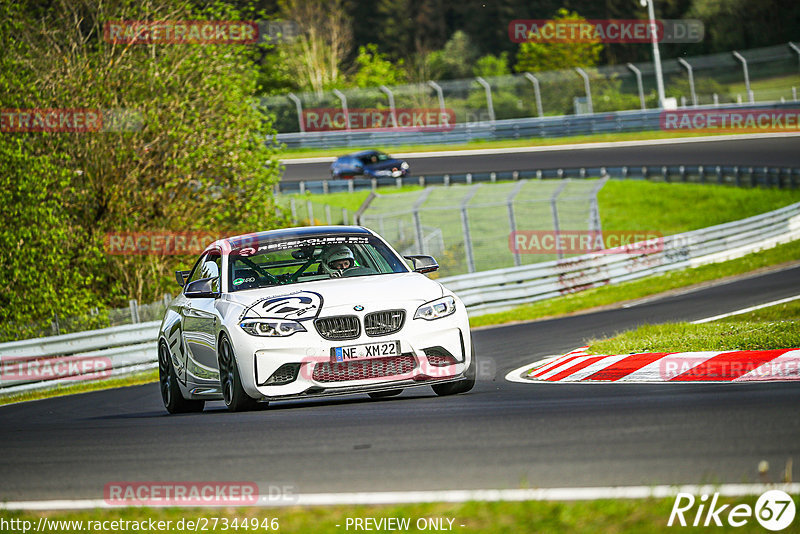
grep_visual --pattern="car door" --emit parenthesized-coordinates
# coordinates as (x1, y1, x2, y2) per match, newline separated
(181, 249, 223, 389)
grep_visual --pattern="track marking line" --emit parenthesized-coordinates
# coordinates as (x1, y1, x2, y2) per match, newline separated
(505, 358, 559, 384)
(691, 294, 800, 324)
(4, 483, 798, 510)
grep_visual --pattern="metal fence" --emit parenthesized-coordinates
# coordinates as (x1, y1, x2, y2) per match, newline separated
(277, 162, 800, 195)
(277, 196, 356, 227)
(264, 43, 800, 148)
(2, 200, 797, 394)
(441, 201, 800, 315)
(2, 295, 173, 344)
(358, 179, 605, 277)
(0, 321, 160, 395)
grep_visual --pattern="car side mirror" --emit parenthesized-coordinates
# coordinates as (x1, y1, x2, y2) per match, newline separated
(404, 255, 439, 274)
(175, 270, 191, 287)
(184, 277, 219, 298)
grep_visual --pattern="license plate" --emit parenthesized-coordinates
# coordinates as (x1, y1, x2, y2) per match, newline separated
(332, 341, 400, 362)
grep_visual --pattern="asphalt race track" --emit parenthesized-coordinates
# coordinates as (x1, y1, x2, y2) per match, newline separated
(280, 135, 800, 182)
(1, 265, 799, 502)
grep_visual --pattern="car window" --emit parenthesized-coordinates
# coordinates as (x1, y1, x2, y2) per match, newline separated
(228, 235, 408, 291)
(185, 250, 222, 292)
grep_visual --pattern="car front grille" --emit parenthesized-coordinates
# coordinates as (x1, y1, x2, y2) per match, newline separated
(314, 316, 360, 340)
(312, 355, 416, 383)
(364, 310, 405, 337)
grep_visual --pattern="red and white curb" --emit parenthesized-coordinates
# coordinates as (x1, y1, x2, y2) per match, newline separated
(507, 346, 800, 383)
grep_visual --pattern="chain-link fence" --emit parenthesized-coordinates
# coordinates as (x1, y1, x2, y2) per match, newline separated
(358, 179, 606, 278)
(264, 43, 800, 134)
(276, 196, 357, 226)
(2, 295, 174, 343)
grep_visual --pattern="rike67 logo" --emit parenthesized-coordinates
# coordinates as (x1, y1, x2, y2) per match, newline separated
(668, 490, 796, 530)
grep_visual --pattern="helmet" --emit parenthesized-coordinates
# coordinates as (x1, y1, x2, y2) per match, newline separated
(320, 244, 355, 276)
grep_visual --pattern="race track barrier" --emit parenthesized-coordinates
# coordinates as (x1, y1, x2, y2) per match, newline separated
(277, 163, 800, 195)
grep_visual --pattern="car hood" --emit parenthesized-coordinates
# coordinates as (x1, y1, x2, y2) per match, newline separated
(225, 272, 443, 320)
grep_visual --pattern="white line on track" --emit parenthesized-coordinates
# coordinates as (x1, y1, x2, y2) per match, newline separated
(504, 359, 558, 384)
(691, 294, 800, 324)
(280, 132, 800, 164)
(4, 483, 798, 510)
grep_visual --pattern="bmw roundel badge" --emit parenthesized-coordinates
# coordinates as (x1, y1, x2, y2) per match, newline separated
(353, 305, 364, 311)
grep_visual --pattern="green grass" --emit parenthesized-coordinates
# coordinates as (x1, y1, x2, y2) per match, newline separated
(727, 74, 800, 101)
(470, 238, 800, 328)
(588, 299, 800, 354)
(0, 369, 157, 406)
(598, 181, 800, 234)
(278, 129, 755, 159)
(2, 494, 794, 533)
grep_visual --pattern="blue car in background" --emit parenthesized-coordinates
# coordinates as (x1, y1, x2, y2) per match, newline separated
(330, 150, 410, 179)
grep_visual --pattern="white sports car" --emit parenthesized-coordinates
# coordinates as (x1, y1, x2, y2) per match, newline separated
(158, 226, 475, 413)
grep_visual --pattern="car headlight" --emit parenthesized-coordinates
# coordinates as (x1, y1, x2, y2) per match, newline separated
(400, 161, 409, 170)
(414, 296, 456, 321)
(240, 319, 306, 337)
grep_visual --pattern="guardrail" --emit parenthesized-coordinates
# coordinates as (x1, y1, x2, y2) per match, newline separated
(0, 321, 160, 395)
(439, 201, 800, 314)
(2, 202, 798, 395)
(278, 163, 800, 195)
(276, 101, 798, 150)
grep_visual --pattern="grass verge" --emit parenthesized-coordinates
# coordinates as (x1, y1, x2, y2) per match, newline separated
(0, 495, 789, 533)
(278, 130, 771, 159)
(469, 239, 800, 328)
(0, 369, 157, 407)
(588, 299, 800, 354)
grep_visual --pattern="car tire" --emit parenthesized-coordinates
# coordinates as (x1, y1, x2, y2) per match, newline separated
(218, 334, 261, 412)
(368, 389, 403, 399)
(432, 344, 476, 397)
(159, 341, 205, 414)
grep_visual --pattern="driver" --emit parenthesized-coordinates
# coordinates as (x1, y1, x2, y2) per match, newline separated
(320, 244, 355, 276)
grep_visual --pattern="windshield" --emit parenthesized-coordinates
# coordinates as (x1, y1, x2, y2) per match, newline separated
(359, 152, 390, 165)
(228, 234, 408, 291)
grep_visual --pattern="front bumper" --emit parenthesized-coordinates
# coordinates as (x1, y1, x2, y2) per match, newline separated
(229, 303, 470, 400)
